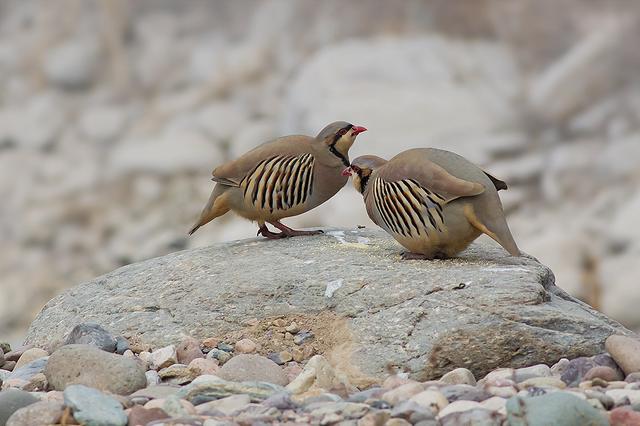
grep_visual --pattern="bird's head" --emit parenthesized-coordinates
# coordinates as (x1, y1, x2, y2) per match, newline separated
(315, 121, 367, 167)
(342, 155, 387, 194)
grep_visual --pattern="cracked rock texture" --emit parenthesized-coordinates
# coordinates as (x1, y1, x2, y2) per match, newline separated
(25, 228, 630, 385)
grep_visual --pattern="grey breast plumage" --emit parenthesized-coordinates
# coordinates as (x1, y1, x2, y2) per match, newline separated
(240, 153, 315, 213)
(371, 177, 446, 238)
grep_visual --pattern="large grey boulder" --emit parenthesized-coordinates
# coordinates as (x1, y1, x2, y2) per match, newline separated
(25, 228, 629, 386)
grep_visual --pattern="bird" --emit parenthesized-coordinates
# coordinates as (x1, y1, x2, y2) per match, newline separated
(344, 148, 520, 259)
(189, 121, 367, 238)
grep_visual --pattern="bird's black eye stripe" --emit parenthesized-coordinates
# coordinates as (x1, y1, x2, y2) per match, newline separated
(332, 124, 353, 144)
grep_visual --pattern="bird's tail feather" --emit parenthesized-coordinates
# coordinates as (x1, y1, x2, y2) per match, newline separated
(464, 204, 520, 256)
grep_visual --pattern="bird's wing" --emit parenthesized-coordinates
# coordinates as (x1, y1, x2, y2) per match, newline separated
(211, 135, 312, 187)
(376, 155, 485, 203)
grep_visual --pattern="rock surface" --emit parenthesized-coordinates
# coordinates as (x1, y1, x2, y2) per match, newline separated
(26, 228, 630, 383)
(44, 344, 146, 395)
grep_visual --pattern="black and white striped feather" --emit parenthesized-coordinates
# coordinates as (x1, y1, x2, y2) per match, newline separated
(240, 154, 315, 213)
(372, 177, 446, 238)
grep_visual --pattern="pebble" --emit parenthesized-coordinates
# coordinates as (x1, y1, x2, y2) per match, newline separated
(176, 338, 203, 364)
(21, 372, 47, 391)
(440, 384, 491, 402)
(144, 396, 195, 417)
(440, 408, 503, 426)
(606, 335, 640, 376)
(283, 362, 303, 383)
(384, 419, 412, 426)
(357, 410, 390, 425)
(606, 389, 640, 405)
(286, 355, 352, 396)
(293, 331, 314, 345)
(234, 338, 257, 354)
(268, 351, 293, 365)
(201, 338, 220, 352)
(381, 382, 424, 406)
(609, 406, 640, 426)
(481, 368, 514, 384)
(44, 344, 146, 395)
(439, 368, 476, 386)
(584, 365, 623, 382)
(3, 347, 31, 363)
(114, 337, 129, 355)
(389, 399, 433, 420)
(1, 361, 16, 372)
(0, 389, 39, 425)
(5, 400, 63, 426)
(551, 358, 570, 375)
(514, 364, 551, 382)
(7, 357, 48, 382)
(409, 390, 448, 413)
(64, 384, 127, 426)
(519, 376, 567, 389)
(206, 348, 232, 365)
(627, 373, 640, 383)
(158, 364, 197, 385)
(145, 370, 161, 386)
(150, 345, 178, 370)
(195, 394, 251, 415)
(188, 358, 219, 376)
(64, 323, 117, 352)
(127, 405, 169, 426)
(506, 392, 608, 426)
(217, 354, 288, 386)
(437, 400, 483, 417)
(486, 384, 518, 398)
(286, 322, 300, 334)
(217, 342, 234, 352)
(481, 396, 507, 412)
(291, 347, 305, 362)
(13, 348, 48, 370)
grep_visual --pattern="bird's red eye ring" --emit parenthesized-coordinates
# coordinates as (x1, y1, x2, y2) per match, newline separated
(338, 129, 347, 136)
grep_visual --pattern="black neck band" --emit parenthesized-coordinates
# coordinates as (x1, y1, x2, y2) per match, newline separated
(330, 144, 351, 168)
(359, 174, 370, 194)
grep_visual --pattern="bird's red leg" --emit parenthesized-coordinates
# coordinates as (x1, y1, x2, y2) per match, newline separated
(257, 224, 286, 239)
(270, 221, 324, 237)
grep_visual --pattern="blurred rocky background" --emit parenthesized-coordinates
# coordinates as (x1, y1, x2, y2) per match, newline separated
(1, 0, 640, 343)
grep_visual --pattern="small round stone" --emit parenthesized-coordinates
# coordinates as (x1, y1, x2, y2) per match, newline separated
(176, 338, 203, 364)
(217, 354, 287, 386)
(584, 365, 623, 382)
(440, 368, 476, 386)
(64, 323, 117, 352)
(286, 322, 300, 334)
(14, 348, 48, 370)
(234, 339, 257, 354)
(217, 342, 234, 352)
(188, 358, 219, 376)
(606, 335, 640, 376)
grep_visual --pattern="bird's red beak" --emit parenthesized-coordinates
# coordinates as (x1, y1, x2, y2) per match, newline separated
(352, 126, 367, 136)
(341, 167, 353, 176)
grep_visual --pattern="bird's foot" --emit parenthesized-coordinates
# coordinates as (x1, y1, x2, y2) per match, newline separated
(257, 225, 286, 239)
(270, 221, 324, 237)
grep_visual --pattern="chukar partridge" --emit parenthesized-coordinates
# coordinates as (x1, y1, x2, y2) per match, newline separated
(190, 121, 367, 238)
(345, 148, 520, 259)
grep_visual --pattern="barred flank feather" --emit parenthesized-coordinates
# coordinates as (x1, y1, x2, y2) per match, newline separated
(373, 177, 446, 238)
(241, 154, 315, 213)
